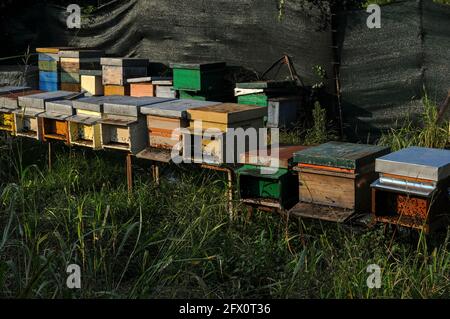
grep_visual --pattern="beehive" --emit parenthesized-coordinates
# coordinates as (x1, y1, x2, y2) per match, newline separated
(236, 145, 309, 210)
(81, 71, 104, 96)
(0, 86, 32, 134)
(101, 58, 148, 87)
(153, 79, 176, 98)
(68, 96, 122, 149)
(183, 103, 267, 164)
(139, 99, 217, 157)
(59, 50, 104, 93)
(371, 147, 450, 233)
(293, 142, 390, 212)
(15, 91, 81, 140)
(100, 96, 170, 154)
(37, 47, 68, 91)
(235, 81, 298, 107)
(40, 100, 76, 143)
(104, 85, 130, 96)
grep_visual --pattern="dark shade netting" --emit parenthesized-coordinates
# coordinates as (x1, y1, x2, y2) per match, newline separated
(338, 0, 450, 141)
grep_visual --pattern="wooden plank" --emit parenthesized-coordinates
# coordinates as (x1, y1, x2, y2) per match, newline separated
(136, 147, 173, 163)
(187, 103, 267, 124)
(36, 47, 75, 54)
(289, 202, 355, 223)
(61, 83, 81, 92)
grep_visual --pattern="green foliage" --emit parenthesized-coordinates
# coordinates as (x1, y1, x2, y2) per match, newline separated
(0, 138, 449, 298)
(304, 102, 330, 145)
(378, 93, 449, 151)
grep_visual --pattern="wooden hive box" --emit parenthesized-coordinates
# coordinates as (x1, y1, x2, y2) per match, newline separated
(15, 91, 81, 140)
(236, 145, 310, 210)
(267, 96, 302, 129)
(183, 103, 267, 164)
(128, 77, 155, 97)
(153, 79, 176, 98)
(104, 85, 130, 96)
(293, 142, 390, 212)
(171, 62, 226, 93)
(0, 86, 32, 134)
(100, 96, 170, 154)
(40, 100, 76, 143)
(101, 58, 148, 86)
(138, 99, 217, 161)
(371, 147, 450, 233)
(68, 96, 123, 149)
(81, 70, 104, 96)
(37, 47, 73, 92)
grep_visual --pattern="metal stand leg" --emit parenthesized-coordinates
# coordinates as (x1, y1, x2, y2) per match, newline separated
(48, 142, 52, 171)
(126, 153, 133, 194)
(151, 164, 160, 185)
(226, 168, 234, 220)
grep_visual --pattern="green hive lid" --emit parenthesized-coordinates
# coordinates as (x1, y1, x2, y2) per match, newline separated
(293, 142, 390, 170)
(236, 165, 289, 179)
(169, 62, 226, 70)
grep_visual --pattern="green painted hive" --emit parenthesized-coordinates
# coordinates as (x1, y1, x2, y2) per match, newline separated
(171, 62, 226, 93)
(237, 94, 268, 107)
(293, 142, 390, 171)
(236, 165, 299, 208)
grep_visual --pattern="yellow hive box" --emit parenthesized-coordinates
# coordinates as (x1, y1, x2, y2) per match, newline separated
(104, 85, 130, 96)
(0, 113, 15, 134)
(81, 75, 104, 96)
(187, 103, 267, 125)
(68, 109, 103, 150)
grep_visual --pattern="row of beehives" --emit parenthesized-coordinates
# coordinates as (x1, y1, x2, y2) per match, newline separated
(0, 86, 267, 162)
(1, 86, 449, 233)
(36, 48, 304, 129)
(238, 142, 450, 234)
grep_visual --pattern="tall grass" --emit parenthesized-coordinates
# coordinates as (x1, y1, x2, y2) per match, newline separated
(378, 93, 449, 151)
(0, 138, 449, 298)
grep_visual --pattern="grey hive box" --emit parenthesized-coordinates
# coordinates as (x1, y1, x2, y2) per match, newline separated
(99, 96, 171, 154)
(40, 100, 75, 120)
(72, 95, 127, 113)
(140, 99, 218, 119)
(18, 91, 81, 109)
(371, 147, 450, 233)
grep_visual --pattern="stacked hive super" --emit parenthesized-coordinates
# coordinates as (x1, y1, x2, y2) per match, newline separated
(183, 103, 267, 165)
(138, 99, 218, 162)
(371, 147, 450, 233)
(101, 58, 148, 96)
(128, 77, 176, 98)
(236, 145, 310, 210)
(37, 48, 66, 91)
(99, 96, 170, 154)
(171, 63, 227, 101)
(60, 50, 104, 93)
(0, 86, 32, 134)
(235, 81, 301, 128)
(14, 91, 81, 140)
(291, 142, 390, 222)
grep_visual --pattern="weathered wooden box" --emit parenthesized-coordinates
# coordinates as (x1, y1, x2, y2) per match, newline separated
(15, 91, 79, 140)
(104, 85, 130, 96)
(140, 99, 215, 152)
(153, 79, 176, 98)
(68, 96, 122, 149)
(183, 103, 266, 164)
(293, 142, 390, 212)
(371, 147, 450, 233)
(171, 62, 226, 93)
(267, 96, 301, 128)
(101, 58, 148, 86)
(100, 96, 169, 154)
(40, 100, 76, 143)
(81, 74, 104, 96)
